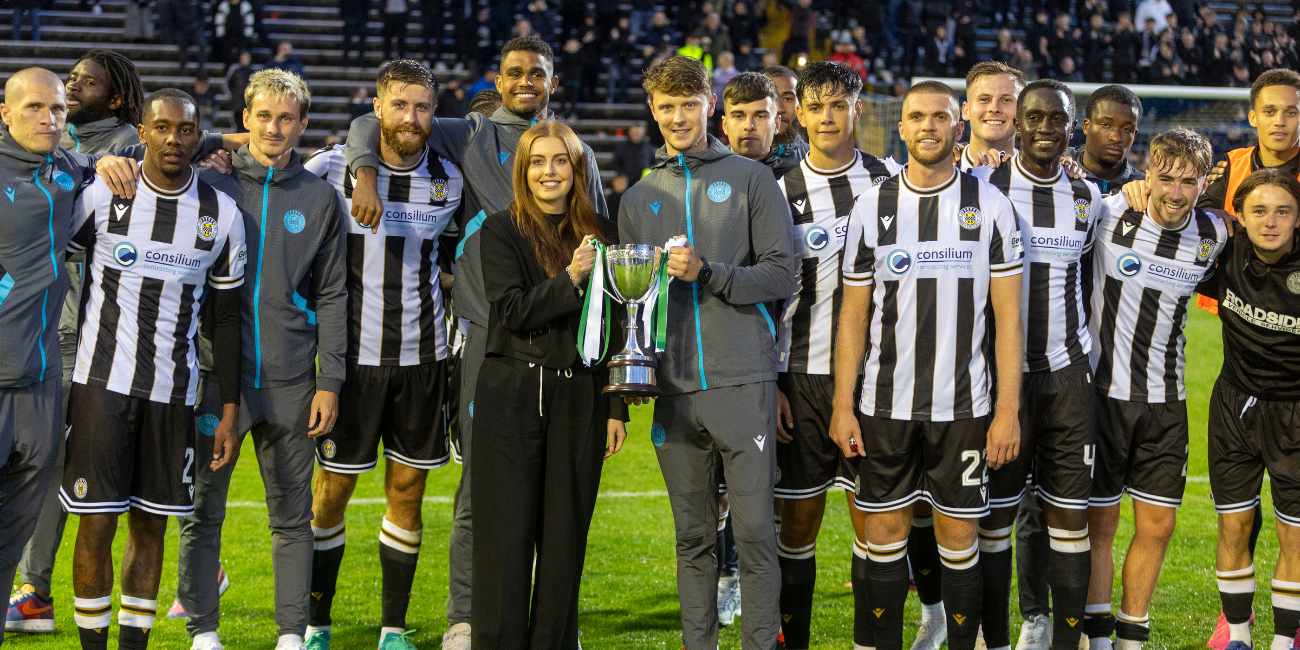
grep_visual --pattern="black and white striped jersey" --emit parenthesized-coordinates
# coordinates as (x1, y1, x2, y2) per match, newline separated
(957, 145, 1017, 173)
(777, 150, 903, 374)
(973, 156, 1107, 372)
(304, 144, 462, 366)
(842, 169, 1024, 422)
(69, 168, 246, 405)
(1089, 193, 1228, 402)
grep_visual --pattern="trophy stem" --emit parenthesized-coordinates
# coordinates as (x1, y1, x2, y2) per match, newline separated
(624, 302, 644, 354)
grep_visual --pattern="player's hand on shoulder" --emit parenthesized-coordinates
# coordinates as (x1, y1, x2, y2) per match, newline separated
(197, 149, 234, 175)
(1122, 179, 1150, 213)
(985, 409, 1020, 470)
(352, 166, 383, 233)
(95, 155, 138, 199)
(1207, 159, 1229, 183)
(1204, 207, 1236, 235)
(1061, 156, 1086, 180)
(974, 148, 1007, 169)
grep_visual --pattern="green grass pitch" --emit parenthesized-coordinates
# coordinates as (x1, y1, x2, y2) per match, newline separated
(9, 309, 1276, 649)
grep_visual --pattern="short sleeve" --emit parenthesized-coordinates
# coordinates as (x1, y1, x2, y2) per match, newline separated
(207, 199, 247, 289)
(68, 181, 98, 252)
(841, 199, 875, 287)
(1083, 187, 1109, 254)
(988, 192, 1023, 277)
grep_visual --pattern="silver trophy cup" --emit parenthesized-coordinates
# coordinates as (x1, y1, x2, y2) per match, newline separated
(602, 244, 664, 397)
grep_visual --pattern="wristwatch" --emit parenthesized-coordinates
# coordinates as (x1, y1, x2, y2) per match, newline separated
(697, 260, 713, 285)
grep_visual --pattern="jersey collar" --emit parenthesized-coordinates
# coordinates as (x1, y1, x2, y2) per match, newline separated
(901, 165, 957, 195)
(139, 162, 194, 197)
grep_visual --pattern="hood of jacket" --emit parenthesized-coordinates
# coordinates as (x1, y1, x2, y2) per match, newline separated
(0, 125, 56, 172)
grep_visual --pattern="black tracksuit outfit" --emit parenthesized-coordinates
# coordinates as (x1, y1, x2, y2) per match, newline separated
(471, 209, 627, 650)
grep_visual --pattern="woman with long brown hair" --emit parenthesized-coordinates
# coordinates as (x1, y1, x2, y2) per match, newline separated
(471, 120, 627, 649)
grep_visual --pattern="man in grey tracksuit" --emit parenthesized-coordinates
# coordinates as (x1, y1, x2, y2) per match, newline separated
(343, 39, 606, 643)
(620, 59, 796, 646)
(0, 68, 115, 645)
(181, 76, 348, 649)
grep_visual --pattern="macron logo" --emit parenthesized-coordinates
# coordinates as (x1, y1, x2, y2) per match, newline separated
(880, 214, 895, 229)
(792, 199, 806, 213)
(3, 188, 13, 203)
(114, 204, 128, 220)
(1121, 221, 1136, 236)
(650, 200, 661, 215)
(754, 434, 766, 451)
(499, 152, 510, 164)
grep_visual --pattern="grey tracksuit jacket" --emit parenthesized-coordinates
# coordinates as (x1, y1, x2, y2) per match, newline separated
(618, 135, 797, 396)
(0, 131, 98, 389)
(60, 117, 139, 154)
(345, 107, 607, 326)
(761, 132, 809, 180)
(200, 146, 349, 393)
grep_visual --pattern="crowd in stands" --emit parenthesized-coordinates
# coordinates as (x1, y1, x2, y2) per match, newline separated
(9, 0, 1297, 110)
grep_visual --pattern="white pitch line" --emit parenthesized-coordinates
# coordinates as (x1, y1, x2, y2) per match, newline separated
(226, 490, 670, 509)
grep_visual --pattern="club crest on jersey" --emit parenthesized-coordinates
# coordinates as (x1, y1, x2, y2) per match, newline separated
(707, 181, 731, 202)
(431, 178, 449, 202)
(886, 249, 912, 275)
(958, 206, 982, 230)
(651, 423, 666, 446)
(74, 478, 88, 499)
(113, 242, 138, 267)
(283, 210, 305, 234)
(775, 466, 782, 484)
(872, 175, 888, 186)
(805, 226, 830, 251)
(322, 439, 337, 459)
(1117, 252, 1142, 277)
(52, 170, 75, 190)
(197, 215, 219, 241)
(1196, 238, 1215, 262)
(854, 475, 861, 495)
(196, 414, 219, 437)
(1074, 198, 1091, 223)
(1289, 272, 1300, 294)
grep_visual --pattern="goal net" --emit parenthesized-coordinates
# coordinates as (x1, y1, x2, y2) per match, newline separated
(856, 79, 1256, 169)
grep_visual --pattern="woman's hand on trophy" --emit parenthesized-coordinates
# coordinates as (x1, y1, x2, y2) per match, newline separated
(604, 419, 627, 459)
(568, 235, 597, 285)
(667, 235, 704, 282)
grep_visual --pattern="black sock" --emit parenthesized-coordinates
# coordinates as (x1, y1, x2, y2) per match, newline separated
(118, 625, 151, 650)
(778, 552, 817, 649)
(309, 521, 347, 626)
(1047, 527, 1092, 650)
(1115, 610, 1149, 643)
(1217, 566, 1255, 626)
(379, 518, 422, 630)
(78, 626, 109, 650)
(852, 543, 876, 649)
(978, 526, 1014, 650)
(865, 539, 910, 650)
(940, 543, 983, 650)
(1084, 604, 1115, 642)
(1272, 579, 1300, 641)
(908, 517, 943, 606)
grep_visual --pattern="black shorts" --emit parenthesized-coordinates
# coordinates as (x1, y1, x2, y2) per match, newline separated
(60, 383, 197, 517)
(1091, 394, 1188, 508)
(1208, 379, 1300, 526)
(988, 362, 1096, 511)
(852, 413, 991, 519)
(775, 373, 854, 499)
(317, 361, 450, 473)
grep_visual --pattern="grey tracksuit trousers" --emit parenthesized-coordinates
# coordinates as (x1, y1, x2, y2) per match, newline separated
(654, 382, 781, 650)
(177, 375, 316, 638)
(447, 322, 486, 627)
(0, 375, 62, 644)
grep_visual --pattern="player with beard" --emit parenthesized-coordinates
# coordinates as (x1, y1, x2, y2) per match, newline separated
(1196, 169, 1300, 650)
(761, 65, 810, 178)
(772, 61, 901, 650)
(62, 88, 246, 650)
(971, 80, 1106, 650)
(342, 38, 606, 649)
(304, 61, 462, 650)
(834, 80, 1025, 650)
(621, 55, 796, 650)
(5, 49, 144, 634)
(1085, 129, 1228, 650)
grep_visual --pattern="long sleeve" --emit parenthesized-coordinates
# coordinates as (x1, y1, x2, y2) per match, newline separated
(480, 215, 584, 335)
(701, 169, 796, 305)
(344, 111, 475, 172)
(311, 192, 350, 394)
(585, 146, 609, 217)
(212, 286, 243, 404)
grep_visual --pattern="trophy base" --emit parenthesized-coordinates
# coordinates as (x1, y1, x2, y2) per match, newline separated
(603, 356, 659, 398)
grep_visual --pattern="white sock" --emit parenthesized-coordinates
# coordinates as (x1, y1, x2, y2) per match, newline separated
(854, 645, 876, 650)
(1115, 639, 1143, 650)
(1273, 635, 1293, 650)
(1227, 621, 1251, 645)
(921, 601, 944, 622)
(193, 631, 220, 646)
(380, 626, 405, 640)
(278, 633, 303, 647)
(1090, 637, 1114, 650)
(305, 625, 330, 637)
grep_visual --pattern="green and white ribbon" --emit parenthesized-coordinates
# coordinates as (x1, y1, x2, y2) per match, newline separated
(576, 241, 610, 366)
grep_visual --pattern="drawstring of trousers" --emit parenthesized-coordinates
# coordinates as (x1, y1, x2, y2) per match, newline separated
(527, 363, 573, 417)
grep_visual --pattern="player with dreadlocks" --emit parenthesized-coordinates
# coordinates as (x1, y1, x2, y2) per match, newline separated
(4, 48, 147, 635)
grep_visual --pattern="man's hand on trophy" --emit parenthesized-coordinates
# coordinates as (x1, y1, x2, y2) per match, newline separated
(667, 235, 704, 282)
(568, 235, 597, 285)
(624, 396, 656, 406)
